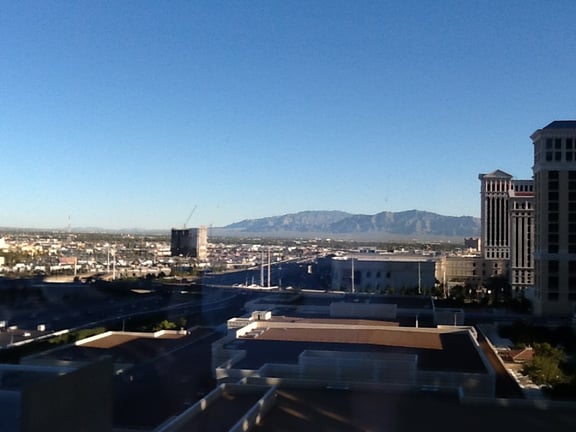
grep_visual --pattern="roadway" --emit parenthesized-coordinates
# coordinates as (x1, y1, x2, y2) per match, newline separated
(0, 282, 250, 349)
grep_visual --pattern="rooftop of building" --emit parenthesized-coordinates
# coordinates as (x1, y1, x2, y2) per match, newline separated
(228, 320, 487, 373)
(543, 120, 576, 130)
(479, 169, 513, 179)
(25, 329, 197, 366)
(37, 328, 221, 429)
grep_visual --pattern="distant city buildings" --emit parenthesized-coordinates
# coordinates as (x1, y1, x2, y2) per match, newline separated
(170, 227, 208, 260)
(463, 237, 480, 252)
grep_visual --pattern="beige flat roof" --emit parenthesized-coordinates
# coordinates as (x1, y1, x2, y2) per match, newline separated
(80, 332, 185, 349)
(253, 327, 443, 350)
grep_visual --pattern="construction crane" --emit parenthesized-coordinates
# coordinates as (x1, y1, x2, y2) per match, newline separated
(183, 205, 197, 229)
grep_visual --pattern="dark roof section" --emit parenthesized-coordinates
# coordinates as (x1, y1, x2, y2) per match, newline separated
(230, 332, 487, 373)
(479, 170, 512, 179)
(543, 120, 576, 129)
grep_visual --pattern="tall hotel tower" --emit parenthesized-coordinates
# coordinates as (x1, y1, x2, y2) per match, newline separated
(532, 121, 576, 315)
(508, 179, 534, 295)
(479, 170, 513, 260)
(479, 171, 534, 296)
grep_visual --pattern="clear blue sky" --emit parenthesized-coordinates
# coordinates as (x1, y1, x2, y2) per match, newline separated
(2, 0, 576, 230)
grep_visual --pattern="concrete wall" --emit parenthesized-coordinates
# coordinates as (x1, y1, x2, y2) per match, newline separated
(435, 309, 465, 326)
(155, 384, 276, 432)
(242, 375, 419, 393)
(211, 333, 239, 371)
(298, 350, 417, 385)
(228, 385, 277, 432)
(215, 343, 494, 397)
(330, 302, 397, 319)
(417, 370, 494, 397)
(155, 384, 225, 432)
(244, 366, 493, 397)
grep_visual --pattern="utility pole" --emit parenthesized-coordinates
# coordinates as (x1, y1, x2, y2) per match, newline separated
(112, 246, 116, 280)
(351, 257, 355, 294)
(267, 247, 271, 288)
(418, 262, 421, 295)
(260, 250, 264, 287)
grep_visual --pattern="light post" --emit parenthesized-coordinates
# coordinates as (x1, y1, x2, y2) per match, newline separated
(112, 246, 116, 280)
(351, 257, 355, 293)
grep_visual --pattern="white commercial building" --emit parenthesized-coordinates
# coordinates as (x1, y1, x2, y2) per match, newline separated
(330, 254, 436, 294)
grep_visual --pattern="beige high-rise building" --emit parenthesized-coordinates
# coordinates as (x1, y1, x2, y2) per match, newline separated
(479, 170, 513, 260)
(532, 121, 576, 316)
(478, 170, 534, 297)
(508, 180, 535, 296)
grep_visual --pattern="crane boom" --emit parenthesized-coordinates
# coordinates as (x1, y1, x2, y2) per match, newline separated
(183, 205, 197, 229)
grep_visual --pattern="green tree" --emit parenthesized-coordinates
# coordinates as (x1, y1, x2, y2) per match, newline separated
(522, 342, 567, 386)
(153, 320, 177, 331)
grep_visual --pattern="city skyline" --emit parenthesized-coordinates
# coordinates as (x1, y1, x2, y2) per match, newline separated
(2, 1, 576, 229)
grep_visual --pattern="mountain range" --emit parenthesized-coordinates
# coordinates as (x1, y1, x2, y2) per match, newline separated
(1, 210, 480, 240)
(220, 210, 480, 240)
